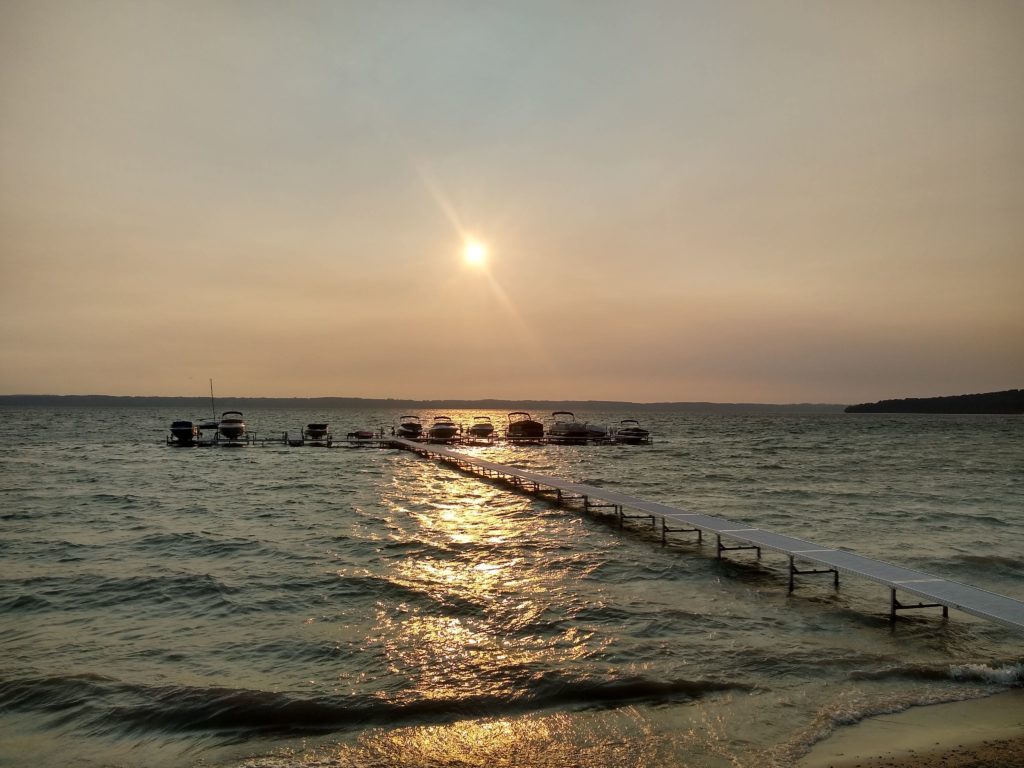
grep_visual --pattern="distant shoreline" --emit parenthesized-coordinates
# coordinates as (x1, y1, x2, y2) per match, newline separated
(0, 394, 847, 414)
(845, 389, 1023, 414)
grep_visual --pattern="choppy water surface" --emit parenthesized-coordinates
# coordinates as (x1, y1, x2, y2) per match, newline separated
(1, 407, 1021, 767)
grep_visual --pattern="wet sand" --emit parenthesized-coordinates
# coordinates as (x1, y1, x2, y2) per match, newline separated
(797, 690, 1024, 767)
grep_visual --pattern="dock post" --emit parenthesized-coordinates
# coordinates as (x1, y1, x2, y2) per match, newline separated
(789, 556, 840, 593)
(717, 535, 761, 560)
(890, 588, 950, 622)
(662, 522, 704, 547)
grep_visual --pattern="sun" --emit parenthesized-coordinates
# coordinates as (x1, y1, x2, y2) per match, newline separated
(463, 240, 488, 267)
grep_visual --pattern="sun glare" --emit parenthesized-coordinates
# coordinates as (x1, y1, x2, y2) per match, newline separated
(463, 241, 488, 267)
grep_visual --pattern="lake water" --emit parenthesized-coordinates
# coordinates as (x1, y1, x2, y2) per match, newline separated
(1, 407, 1021, 767)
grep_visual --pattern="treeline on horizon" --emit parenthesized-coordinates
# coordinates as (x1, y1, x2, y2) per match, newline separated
(0, 394, 845, 414)
(845, 389, 1023, 414)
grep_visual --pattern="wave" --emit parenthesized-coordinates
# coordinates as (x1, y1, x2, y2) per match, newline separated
(0, 594, 53, 612)
(128, 531, 274, 559)
(904, 553, 1024, 583)
(948, 553, 1024, 571)
(6, 569, 422, 618)
(0, 671, 750, 739)
(86, 492, 149, 510)
(851, 662, 1024, 685)
(950, 662, 1024, 685)
(776, 689, 986, 767)
(4, 572, 240, 615)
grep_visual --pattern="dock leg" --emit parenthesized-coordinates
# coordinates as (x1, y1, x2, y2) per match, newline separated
(890, 588, 951, 622)
(788, 557, 840, 593)
(717, 535, 761, 560)
(614, 507, 655, 529)
(661, 519, 702, 546)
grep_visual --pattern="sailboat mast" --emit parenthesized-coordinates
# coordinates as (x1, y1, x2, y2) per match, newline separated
(209, 379, 216, 420)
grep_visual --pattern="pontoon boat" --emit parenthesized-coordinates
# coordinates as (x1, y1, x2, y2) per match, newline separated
(547, 411, 589, 445)
(506, 411, 544, 442)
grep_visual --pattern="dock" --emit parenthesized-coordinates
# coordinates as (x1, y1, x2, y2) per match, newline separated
(388, 437, 1024, 634)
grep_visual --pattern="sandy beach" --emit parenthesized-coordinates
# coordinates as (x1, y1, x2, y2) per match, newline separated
(797, 690, 1024, 767)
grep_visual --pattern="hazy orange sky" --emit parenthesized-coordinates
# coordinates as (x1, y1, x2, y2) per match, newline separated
(2, 1, 1021, 403)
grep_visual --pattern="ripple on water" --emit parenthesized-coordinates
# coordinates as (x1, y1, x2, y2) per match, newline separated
(0, 408, 1021, 768)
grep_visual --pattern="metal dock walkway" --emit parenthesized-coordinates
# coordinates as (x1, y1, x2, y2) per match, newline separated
(389, 438, 1024, 634)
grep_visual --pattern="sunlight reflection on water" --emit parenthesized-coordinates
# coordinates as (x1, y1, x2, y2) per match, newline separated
(369, 458, 603, 708)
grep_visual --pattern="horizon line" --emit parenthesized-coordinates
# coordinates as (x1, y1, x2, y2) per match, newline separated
(0, 393, 850, 408)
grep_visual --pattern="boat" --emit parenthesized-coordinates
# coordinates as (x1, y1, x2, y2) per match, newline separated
(614, 418, 651, 444)
(466, 416, 495, 439)
(428, 415, 459, 443)
(303, 422, 332, 446)
(218, 411, 247, 444)
(396, 415, 423, 439)
(344, 428, 376, 447)
(584, 422, 609, 440)
(168, 420, 199, 446)
(547, 411, 589, 445)
(506, 411, 544, 442)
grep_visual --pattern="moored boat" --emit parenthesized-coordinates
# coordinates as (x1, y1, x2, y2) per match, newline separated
(467, 416, 495, 439)
(168, 420, 199, 446)
(614, 418, 651, 444)
(218, 411, 247, 443)
(506, 411, 544, 442)
(547, 411, 589, 445)
(428, 415, 459, 443)
(303, 422, 332, 446)
(396, 415, 423, 439)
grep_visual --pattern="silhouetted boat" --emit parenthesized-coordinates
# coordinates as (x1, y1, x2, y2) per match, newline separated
(547, 411, 589, 445)
(467, 416, 495, 439)
(347, 428, 375, 440)
(507, 411, 544, 442)
(396, 415, 423, 439)
(168, 420, 199, 446)
(614, 419, 651, 444)
(303, 422, 332, 446)
(428, 415, 459, 442)
(218, 411, 247, 443)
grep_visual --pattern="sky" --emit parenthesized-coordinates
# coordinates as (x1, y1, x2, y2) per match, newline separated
(1, 0, 1021, 403)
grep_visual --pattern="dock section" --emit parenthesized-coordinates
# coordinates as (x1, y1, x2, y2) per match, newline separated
(388, 437, 1024, 634)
